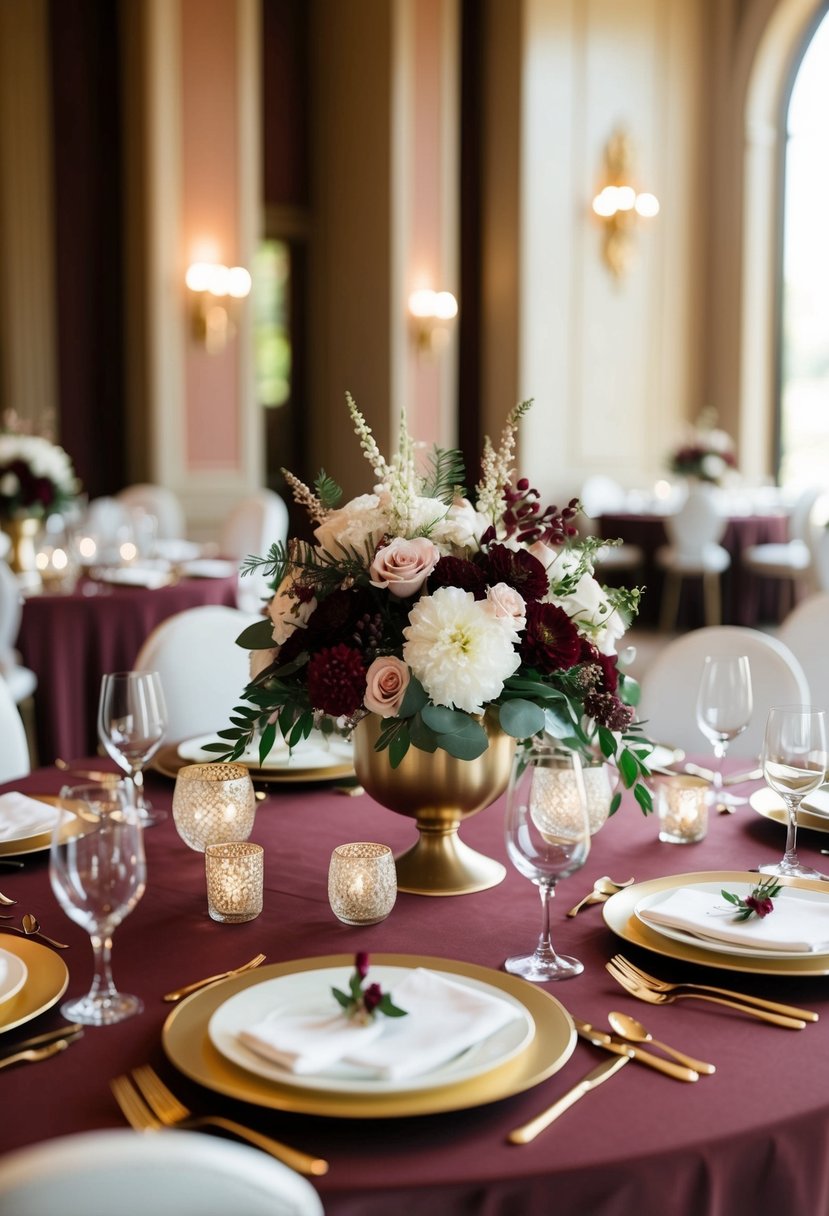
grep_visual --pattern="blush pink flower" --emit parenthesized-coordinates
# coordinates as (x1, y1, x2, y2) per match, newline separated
(369, 536, 439, 597)
(364, 655, 411, 718)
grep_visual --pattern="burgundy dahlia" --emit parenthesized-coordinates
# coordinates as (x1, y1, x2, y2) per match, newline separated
(520, 602, 582, 673)
(483, 544, 549, 602)
(429, 556, 488, 599)
(306, 644, 366, 717)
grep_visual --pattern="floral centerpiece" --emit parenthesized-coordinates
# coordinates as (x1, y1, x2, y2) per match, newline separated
(668, 410, 737, 486)
(216, 395, 653, 815)
(0, 424, 79, 520)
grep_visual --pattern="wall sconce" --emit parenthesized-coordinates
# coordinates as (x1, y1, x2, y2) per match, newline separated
(591, 129, 659, 279)
(408, 289, 458, 355)
(185, 262, 252, 354)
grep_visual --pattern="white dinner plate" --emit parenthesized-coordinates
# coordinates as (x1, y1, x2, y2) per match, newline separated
(177, 731, 354, 772)
(92, 566, 173, 589)
(207, 964, 535, 1096)
(0, 948, 28, 1007)
(179, 559, 238, 579)
(634, 882, 829, 960)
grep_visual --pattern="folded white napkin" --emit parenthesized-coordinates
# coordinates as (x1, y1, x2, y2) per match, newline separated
(639, 885, 829, 953)
(95, 566, 171, 589)
(0, 792, 60, 841)
(238, 968, 522, 1081)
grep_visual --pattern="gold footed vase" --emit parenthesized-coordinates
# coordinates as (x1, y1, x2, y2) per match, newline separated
(353, 714, 516, 897)
(0, 516, 42, 591)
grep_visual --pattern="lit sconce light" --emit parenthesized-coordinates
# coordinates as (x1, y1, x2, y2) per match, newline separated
(408, 288, 459, 355)
(591, 129, 659, 279)
(185, 262, 252, 354)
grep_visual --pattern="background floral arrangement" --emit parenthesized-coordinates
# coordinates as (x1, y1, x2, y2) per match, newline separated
(668, 409, 737, 485)
(0, 415, 79, 520)
(217, 395, 654, 814)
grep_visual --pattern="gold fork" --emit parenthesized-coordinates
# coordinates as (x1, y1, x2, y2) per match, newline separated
(606, 959, 806, 1028)
(162, 953, 266, 1002)
(610, 954, 819, 1022)
(130, 1064, 328, 1177)
(0, 1039, 71, 1070)
(111, 1074, 166, 1131)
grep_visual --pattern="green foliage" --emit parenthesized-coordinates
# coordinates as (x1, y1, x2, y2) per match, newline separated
(314, 469, 343, 510)
(421, 444, 467, 504)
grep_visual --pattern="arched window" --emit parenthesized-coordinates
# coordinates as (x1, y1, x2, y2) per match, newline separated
(778, 7, 829, 486)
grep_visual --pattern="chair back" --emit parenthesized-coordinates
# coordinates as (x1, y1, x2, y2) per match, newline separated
(0, 559, 37, 703)
(663, 484, 726, 558)
(0, 674, 31, 781)
(638, 625, 811, 758)
(778, 592, 829, 709)
(133, 605, 262, 740)
(0, 1128, 325, 1216)
(220, 490, 289, 612)
(117, 484, 187, 541)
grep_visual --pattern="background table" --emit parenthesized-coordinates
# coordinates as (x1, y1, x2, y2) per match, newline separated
(17, 573, 239, 764)
(600, 510, 790, 628)
(1, 759, 829, 1215)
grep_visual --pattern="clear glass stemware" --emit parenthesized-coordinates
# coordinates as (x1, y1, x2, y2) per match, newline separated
(695, 654, 753, 808)
(49, 781, 147, 1025)
(98, 671, 167, 827)
(504, 743, 591, 981)
(758, 705, 828, 879)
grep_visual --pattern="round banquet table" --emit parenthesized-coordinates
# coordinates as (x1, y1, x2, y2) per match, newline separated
(16, 573, 239, 764)
(1, 758, 829, 1215)
(599, 510, 791, 629)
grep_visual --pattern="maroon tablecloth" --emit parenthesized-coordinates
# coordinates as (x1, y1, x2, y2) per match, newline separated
(17, 575, 239, 764)
(1, 760, 829, 1214)
(599, 512, 790, 629)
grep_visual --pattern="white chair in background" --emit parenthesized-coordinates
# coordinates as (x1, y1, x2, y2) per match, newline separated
(577, 476, 644, 577)
(0, 559, 36, 705)
(777, 591, 829, 710)
(0, 673, 32, 782)
(133, 604, 262, 740)
(741, 484, 825, 608)
(220, 489, 289, 612)
(0, 1128, 325, 1216)
(638, 625, 810, 759)
(116, 483, 187, 541)
(655, 485, 730, 631)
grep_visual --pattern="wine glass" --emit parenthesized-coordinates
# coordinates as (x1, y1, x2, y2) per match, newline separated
(504, 743, 591, 981)
(695, 655, 753, 809)
(98, 671, 168, 827)
(758, 705, 828, 879)
(49, 781, 147, 1024)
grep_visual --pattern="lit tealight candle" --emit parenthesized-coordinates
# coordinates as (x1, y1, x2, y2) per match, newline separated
(656, 776, 709, 844)
(328, 843, 397, 926)
(205, 842, 264, 923)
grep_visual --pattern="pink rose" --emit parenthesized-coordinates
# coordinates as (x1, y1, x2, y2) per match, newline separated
(484, 582, 527, 635)
(369, 536, 439, 597)
(364, 655, 411, 717)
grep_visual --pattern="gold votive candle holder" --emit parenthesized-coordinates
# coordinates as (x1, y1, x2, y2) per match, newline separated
(205, 842, 264, 923)
(655, 775, 709, 844)
(328, 842, 397, 925)
(172, 762, 256, 852)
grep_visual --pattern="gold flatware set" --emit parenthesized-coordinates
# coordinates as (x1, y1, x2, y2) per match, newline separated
(0, 1023, 84, 1070)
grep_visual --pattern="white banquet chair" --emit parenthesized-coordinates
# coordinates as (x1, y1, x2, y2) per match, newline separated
(220, 489, 289, 612)
(0, 558, 36, 706)
(0, 673, 32, 782)
(778, 591, 829, 709)
(116, 483, 187, 541)
(654, 484, 730, 631)
(133, 604, 262, 740)
(0, 1128, 325, 1216)
(741, 484, 825, 609)
(577, 477, 644, 577)
(637, 625, 810, 759)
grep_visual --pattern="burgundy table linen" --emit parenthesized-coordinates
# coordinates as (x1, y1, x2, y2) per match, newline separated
(17, 574, 239, 764)
(599, 511, 790, 629)
(2, 760, 829, 1215)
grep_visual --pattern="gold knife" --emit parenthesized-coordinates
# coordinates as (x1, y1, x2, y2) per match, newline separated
(0, 1037, 73, 1070)
(573, 1020, 699, 1082)
(0, 1023, 83, 1058)
(508, 1054, 629, 1143)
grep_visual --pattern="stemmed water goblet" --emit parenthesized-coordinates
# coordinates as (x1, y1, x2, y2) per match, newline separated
(98, 671, 168, 827)
(49, 781, 147, 1025)
(758, 705, 827, 879)
(695, 654, 753, 809)
(504, 743, 591, 981)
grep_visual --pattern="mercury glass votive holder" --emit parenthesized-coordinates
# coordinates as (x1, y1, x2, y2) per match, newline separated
(205, 842, 264, 923)
(655, 775, 709, 844)
(328, 842, 397, 926)
(172, 762, 256, 852)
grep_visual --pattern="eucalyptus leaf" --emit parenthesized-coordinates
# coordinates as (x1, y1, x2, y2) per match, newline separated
(235, 619, 276, 650)
(421, 704, 473, 735)
(398, 675, 428, 718)
(498, 698, 546, 739)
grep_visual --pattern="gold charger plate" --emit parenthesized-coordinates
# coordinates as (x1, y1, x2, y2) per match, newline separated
(163, 953, 575, 1118)
(603, 870, 829, 976)
(0, 936, 69, 1033)
(750, 788, 829, 836)
(0, 795, 60, 857)
(152, 743, 356, 787)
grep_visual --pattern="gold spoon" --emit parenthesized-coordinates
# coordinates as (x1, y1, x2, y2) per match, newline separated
(566, 875, 635, 917)
(607, 1011, 716, 1075)
(19, 914, 69, 950)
